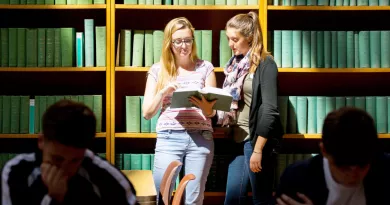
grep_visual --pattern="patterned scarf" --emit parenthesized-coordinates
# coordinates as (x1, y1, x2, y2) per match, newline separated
(217, 51, 251, 126)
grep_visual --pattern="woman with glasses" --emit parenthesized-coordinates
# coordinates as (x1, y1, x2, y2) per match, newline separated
(219, 12, 284, 205)
(142, 17, 217, 205)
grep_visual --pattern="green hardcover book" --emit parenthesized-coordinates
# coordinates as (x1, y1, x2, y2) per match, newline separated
(115, 154, 123, 170)
(282, 30, 293, 68)
(153, 30, 163, 63)
(1, 28, 9, 67)
(196, 0, 205, 4)
(369, 31, 380, 68)
(34, 96, 40, 134)
(346, 96, 354, 107)
(346, 31, 354, 68)
(78, 95, 84, 103)
(70, 95, 79, 102)
(54, 28, 61, 67)
(278, 96, 288, 133)
(376, 97, 387, 133)
(26, 29, 38, 67)
(123, 154, 131, 170)
(83, 95, 94, 111)
(201, 30, 212, 62)
(10, 0, 19, 4)
(46, 29, 55, 67)
(27, 0, 35, 4)
(45, 0, 54, 4)
(144, 30, 153, 67)
(219, 30, 231, 67)
(120, 30, 132, 67)
(296, 96, 307, 134)
(61, 28, 76, 67)
(331, 31, 338, 68)
(130, 154, 142, 170)
(354, 96, 366, 110)
(324, 31, 331, 68)
(292, 30, 302, 68)
(307, 96, 317, 134)
(93, 95, 102, 132)
(150, 154, 154, 171)
(46, 96, 55, 107)
(194, 30, 202, 59)
(29, 99, 35, 134)
(288, 96, 297, 134)
(325, 97, 335, 115)
(8, 28, 17, 67)
(316, 31, 324, 68)
(126, 96, 141, 133)
(124, 0, 136, 4)
(55, 95, 64, 103)
(141, 154, 151, 170)
(154, 0, 162, 4)
(187, 0, 196, 4)
(10, 96, 20, 134)
(93, 0, 105, 4)
(132, 30, 145, 67)
(67, 0, 76, 4)
(95, 27, 106, 67)
(140, 96, 151, 133)
(76, 32, 84, 67)
(37, 0, 44, 4)
(2, 96, 11, 134)
(77, 0, 92, 4)
(55, 0, 66, 4)
(365, 96, 376, 124)
(316, 97, 326, 133)
(17, 28, 26, 67)
(310, 31, 317, 68)
(39, 96, 47, 133)
(38, 28, 46, 67)
(335, 97, 346, 110)
(84, 19, 94, 67)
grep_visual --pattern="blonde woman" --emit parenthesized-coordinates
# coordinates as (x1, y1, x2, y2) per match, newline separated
(142, 17, 217, 205)
(220, 12, 284, 205)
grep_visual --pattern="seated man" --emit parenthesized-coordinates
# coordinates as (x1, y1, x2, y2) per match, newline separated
(1, 100, 138, 205)
(275, 107, 390, 205)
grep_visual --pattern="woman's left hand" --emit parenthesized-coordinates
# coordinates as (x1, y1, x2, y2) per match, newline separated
(250, 152, 262, 173)
(189, 95, 216, 117)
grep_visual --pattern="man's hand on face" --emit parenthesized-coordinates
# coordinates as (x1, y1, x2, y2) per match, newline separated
(276, 192, 314, 205)
(41, 162, 69, 203)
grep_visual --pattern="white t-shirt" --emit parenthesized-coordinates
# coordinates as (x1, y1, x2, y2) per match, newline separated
(323, 157, 366, 205)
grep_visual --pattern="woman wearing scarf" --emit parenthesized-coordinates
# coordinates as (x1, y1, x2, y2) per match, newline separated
(220, 11, 284, 205)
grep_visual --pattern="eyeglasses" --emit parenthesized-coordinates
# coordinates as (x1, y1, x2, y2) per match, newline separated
(172, 38, 194, 47)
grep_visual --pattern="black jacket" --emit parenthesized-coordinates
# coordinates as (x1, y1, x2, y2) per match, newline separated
(275, 154, 390, 205)
(249, 56, 284, 150)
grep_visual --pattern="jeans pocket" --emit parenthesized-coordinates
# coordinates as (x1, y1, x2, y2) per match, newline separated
(156, 131, 170, 139)
(202, 130, 213, 141)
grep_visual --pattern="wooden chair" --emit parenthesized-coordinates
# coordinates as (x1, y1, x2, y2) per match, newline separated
(160, 160, 182, 205)
(172, 174, 196, 205)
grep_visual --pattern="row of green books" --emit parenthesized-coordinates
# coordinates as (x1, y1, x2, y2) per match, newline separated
(123, 0, 257, 5)
(118, 29, 213, 67)
(125, 96, 160, 133)
(0, 0, 104, 4)
(0, 95, 102, 134)
(0, 19, 106, 68)
(273, 0, 388, 5)
(280, 96, 389, 134)
(271, 30, 390, 68)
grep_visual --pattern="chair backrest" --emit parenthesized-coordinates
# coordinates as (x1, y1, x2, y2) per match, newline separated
(160, 160, 182, 205)
(172, 174, 196, 205)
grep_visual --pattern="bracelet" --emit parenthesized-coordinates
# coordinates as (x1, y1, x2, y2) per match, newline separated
(253, 151, 262, 154)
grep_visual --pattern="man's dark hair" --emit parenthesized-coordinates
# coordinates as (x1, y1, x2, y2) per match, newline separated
(42, 99, 96, 148)
(322, 107, 379, 167)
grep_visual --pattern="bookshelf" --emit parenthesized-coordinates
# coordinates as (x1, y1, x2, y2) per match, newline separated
(0, 1, 112, 160)
(5, 0, 390, 203)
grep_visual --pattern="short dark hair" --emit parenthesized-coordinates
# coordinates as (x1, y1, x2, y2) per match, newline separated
(42, 99, 96, 148)
(322, 107, 379, 167)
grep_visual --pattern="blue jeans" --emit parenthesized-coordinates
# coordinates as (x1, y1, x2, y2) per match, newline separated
(225, 141, 276, 205)
(153, 129, 214, 205)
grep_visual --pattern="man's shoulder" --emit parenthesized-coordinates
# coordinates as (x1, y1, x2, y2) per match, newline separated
(282, 154, 323, 181)
(2, 153, 38, 181)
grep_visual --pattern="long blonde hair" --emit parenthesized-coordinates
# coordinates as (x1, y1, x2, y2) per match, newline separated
(156, 17, 199, 93)
(226, 11, 270, 73)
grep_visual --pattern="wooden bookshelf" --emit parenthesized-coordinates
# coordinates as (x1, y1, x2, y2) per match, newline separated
(0, 67, 106, 72)
(115, 66, 224, 72)
(267, 5, 390, 10)
(0, 133, 107, 139)
(115, 4, 258, 10)
(0, 4, 106, 9)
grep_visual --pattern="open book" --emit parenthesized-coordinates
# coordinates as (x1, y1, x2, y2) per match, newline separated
(170, 87, 233, 112)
